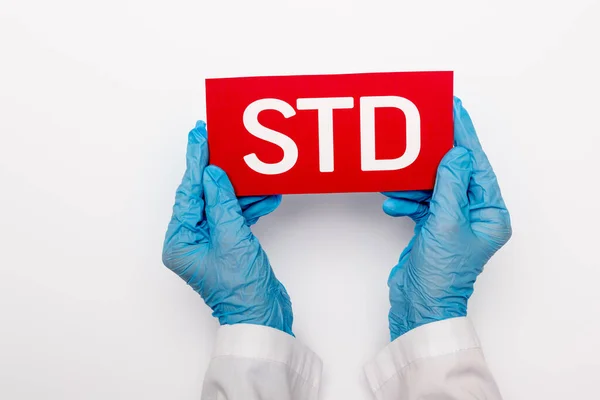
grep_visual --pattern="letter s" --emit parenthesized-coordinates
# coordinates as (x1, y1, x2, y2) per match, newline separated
(242, 99, 298, 175)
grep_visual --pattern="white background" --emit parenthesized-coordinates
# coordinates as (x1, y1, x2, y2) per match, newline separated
(1, 1, 599, 399)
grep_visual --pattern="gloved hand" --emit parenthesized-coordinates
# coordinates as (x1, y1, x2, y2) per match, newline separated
(383, 98, 512, 341)
(162, 121, 293, 335)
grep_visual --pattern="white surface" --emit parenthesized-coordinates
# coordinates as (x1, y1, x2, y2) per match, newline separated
(1, 1, 599, 399)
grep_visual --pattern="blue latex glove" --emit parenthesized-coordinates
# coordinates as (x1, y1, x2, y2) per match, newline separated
(162, 121, 293, 335)
(383, 98, 512, 341)
(238, 195, 282, 226)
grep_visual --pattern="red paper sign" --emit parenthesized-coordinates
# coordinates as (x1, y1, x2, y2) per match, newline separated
(206, 71, 453, 196)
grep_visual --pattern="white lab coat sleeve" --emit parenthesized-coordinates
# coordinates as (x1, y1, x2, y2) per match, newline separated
(201, 324, 323, 400)
(364, 317, 502, 400)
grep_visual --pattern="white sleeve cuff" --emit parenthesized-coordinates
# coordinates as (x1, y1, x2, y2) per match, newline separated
(364, 317, 481, 393)
(212, 324, 323, 389)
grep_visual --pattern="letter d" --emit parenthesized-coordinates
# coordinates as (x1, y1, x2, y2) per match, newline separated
(360, 96, 421, 171)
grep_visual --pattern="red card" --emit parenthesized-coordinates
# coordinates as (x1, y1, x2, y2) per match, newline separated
(206, 71, 453, 196)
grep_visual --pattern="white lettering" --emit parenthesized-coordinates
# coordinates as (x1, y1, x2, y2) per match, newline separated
(359, 96, 421, 171)
(296, 97, 354, 172)
(242, 99, 298, 175)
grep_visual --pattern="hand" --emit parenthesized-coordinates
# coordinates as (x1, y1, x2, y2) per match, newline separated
(383, 98, 512, 341)
(162, 121, 293, 335)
